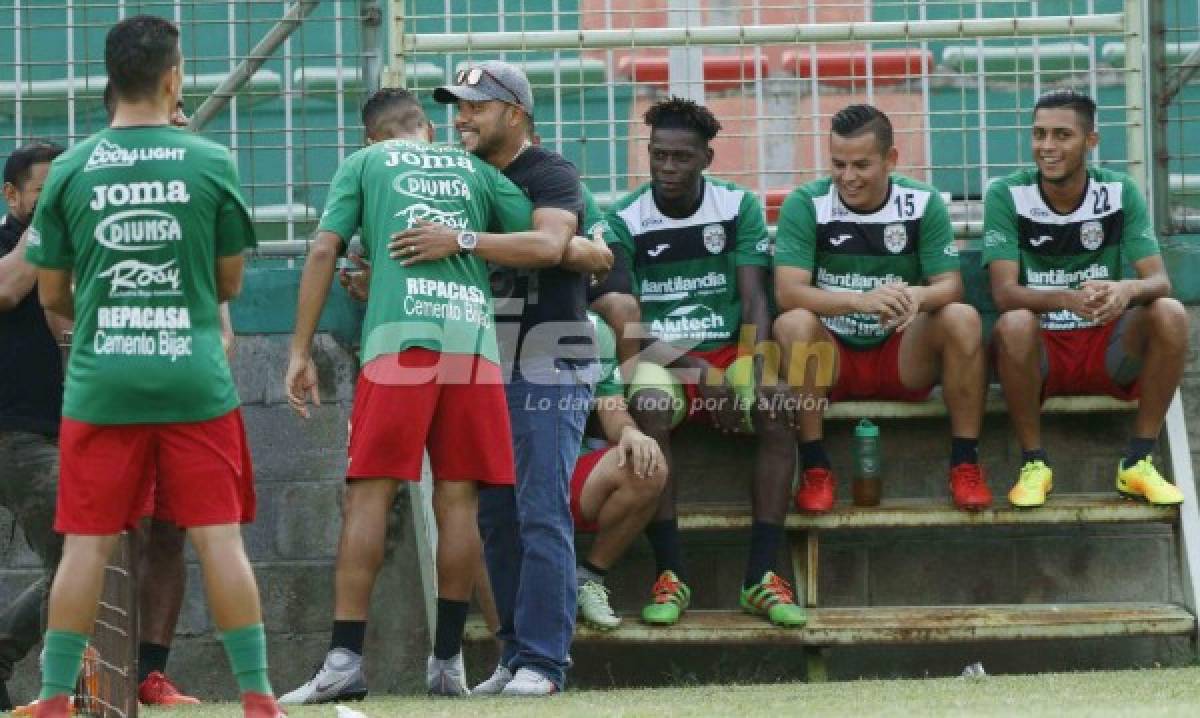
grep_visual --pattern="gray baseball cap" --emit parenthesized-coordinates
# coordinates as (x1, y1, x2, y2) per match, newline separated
(433, 60, 534, 115)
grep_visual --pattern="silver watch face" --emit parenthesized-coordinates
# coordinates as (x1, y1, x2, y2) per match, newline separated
(458, 231, 479, 251)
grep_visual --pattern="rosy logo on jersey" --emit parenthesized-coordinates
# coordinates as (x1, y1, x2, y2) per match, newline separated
(98, 258, 182, 296)
(395, 203, 468, 229)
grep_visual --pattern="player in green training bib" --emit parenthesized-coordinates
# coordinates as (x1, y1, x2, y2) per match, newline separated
(24, 16, 282, 718)
(773, 104, 991, 514)
(283, 88, 567, 699)
(611, 97, 805, 628)
(983, 90, 1189, 508)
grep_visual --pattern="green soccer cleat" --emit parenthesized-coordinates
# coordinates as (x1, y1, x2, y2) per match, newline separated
(740, 571, 807, 627)
(640, 570, 691, 626)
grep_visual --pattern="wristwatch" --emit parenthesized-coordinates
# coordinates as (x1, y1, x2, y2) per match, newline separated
(456, 231, 479, 254)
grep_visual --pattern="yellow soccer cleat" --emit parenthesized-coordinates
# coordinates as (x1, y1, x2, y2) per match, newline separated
(1008, 460, 1053, 508)
(1116, 458, 1184, 506)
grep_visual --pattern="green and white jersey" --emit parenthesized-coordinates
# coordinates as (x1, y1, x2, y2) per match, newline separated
(981, 167, 1159, 331)
(319, 139, 534, 365)
(26, 126, 255, 425)
(609, 178, 770, 351)
(582, 185, 615, 245)
(775, 175, 959, 348)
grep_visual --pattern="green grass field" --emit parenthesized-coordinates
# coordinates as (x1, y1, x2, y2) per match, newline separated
(143, 666, 1200, 717)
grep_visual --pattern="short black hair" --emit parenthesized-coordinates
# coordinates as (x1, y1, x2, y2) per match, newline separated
(1033, 90, 1097, 132)
(105, 15, 181, 104)
(644, 96, 722, 143)
(362, 88, 428, 139)
(102, 82, 116, 119)
(831, 104, 894, 153)
(4, 142, 64, 187)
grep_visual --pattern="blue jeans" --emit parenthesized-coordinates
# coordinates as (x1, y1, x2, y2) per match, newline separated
(478, 360, 592, 688)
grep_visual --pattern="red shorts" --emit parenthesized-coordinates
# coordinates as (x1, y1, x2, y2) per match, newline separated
(57, 409, 255, 534)
(682, 344, 743, 422)
(348, 349, 514, 485)
(569, 447, 612, 533)
(829, 331, 933, 402)
(1041, 322, 1139, 401)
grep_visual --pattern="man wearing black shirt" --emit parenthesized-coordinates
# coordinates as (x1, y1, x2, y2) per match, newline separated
(0, 142, 66, 712)
(392, 61, 605, 695)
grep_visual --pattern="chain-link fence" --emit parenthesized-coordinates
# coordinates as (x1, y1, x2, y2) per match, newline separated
(1, 0, 375, 243)
(399, 0, 1135, 240)
(0, 1, 1172, 248)
(1158, 1, 1200, 234)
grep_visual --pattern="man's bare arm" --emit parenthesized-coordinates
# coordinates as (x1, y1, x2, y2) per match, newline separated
(37, 268, 74, 320)
(0, 231, 39, 312)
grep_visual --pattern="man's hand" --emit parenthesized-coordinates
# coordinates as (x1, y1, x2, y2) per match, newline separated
(338, 252, 371, 303)
(285, 353, 320, 419)
(1081, 279, 1133, 325)
(389, 222, 459, 266)
(694, 369, 747, 434)
(616, 425, 665, 479)
(855, 282, 917, 332)
(1059, 288, 1097, 322)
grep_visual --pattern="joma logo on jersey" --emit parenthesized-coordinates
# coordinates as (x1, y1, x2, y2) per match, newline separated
(89, 181, 190, 211)
(94, 210, 183, 252)
(84, 140, 187, 172)
(384, 150, 475, 173)
(396, 203, 468, 229)
(98, 259, 181, 295)
(393, 172, 472, 201)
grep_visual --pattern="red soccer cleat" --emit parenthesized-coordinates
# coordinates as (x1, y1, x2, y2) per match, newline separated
(794, 467, 836, 514)
(950, 462, 992, 511)
(242, 692, 287, 718)
(139, 671, 201, 706)
(31, 695, 71, 718)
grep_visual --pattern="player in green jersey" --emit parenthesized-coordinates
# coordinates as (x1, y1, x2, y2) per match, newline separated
(571, 312, 667, 631)
(284, 87, 567, 699)
(773, 104, 991, 513)
(25, 16, 281, 718)
(983, 90, 1189, 508)
(614, 97, 806, 628)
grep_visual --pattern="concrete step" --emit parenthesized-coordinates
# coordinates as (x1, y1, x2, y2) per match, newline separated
(466, 603, 1194, 646)
(676, 494, 1178, 531)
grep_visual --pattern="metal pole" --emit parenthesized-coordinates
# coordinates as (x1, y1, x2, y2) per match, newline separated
(1145, 0, 1171, 233)
(1122, 0, 1147, 192)
(408, 15, 1125, 53)
(382, 0, 406, 88)
(667, 0, 704, 103)
(188, 0, 320, 132)
(360, 0, 383, 94)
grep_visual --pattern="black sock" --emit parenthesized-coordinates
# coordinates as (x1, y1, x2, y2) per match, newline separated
(1124, 437, 1157, 469)
(801, 440, 831, 470)
(951, 437, 979, 466)
(645, 518, 684, 581)
(330, 620, 366, 656)
(433, 598, 470, 661)
(137, 642, 170, 683)
(0, 680, 10, 712)
(1021, 448, 1049, 466)
(744, 521, 785, 589)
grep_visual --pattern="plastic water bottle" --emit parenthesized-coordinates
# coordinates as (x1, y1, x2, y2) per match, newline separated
(852, 418, 882, 507)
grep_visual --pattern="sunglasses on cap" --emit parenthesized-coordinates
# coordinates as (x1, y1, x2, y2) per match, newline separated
(455, 66, 523, 107)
